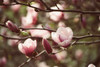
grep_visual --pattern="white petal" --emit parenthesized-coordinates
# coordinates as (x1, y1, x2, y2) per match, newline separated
(18, 43, 25, 54)
(51, 32, 61, 43)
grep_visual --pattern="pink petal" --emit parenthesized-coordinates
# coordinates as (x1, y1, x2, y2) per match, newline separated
(51, 32, 61, 43)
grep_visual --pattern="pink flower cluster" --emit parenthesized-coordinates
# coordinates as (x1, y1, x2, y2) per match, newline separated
(18, 27, 73, 57)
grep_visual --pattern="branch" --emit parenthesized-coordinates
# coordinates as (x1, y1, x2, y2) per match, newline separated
(75, 40, 100, 44)
(39, 0, 50, 10)
(18, 50, 45, 67)
(0, 3, 100, 14)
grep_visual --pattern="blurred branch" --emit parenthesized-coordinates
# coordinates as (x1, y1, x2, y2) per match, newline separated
(39, 0, 50, 10)
(18, 50, 45, 67)
(0, 2, 100, 14)
(75, 40, 100, 44)
(0, 24, 6, 27)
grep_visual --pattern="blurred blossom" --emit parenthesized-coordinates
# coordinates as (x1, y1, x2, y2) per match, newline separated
(48, 4, 64, 22)
(42, 38, 52, 54)
(30, 24, 50, 38)
(6, 20, 20, 33)
(98, 23, 100, 31)
(58, 21, 66, 27)
(0, 57, 6, 67)
(88, 64, 96, 67)
(18, 38, 37, 56)
(10, 4, 21, 12)
(21, 2, 40, 28)
(51, 27, 73, 48)
(75, 49, 83, 60)
(3, 0, 9, 4)
(73, 17, 80, 23)
(64, 13, 70, 20)
(37, 62, 50, 67)
(8, 36, 19, 47)
(55, 51, 67, 61)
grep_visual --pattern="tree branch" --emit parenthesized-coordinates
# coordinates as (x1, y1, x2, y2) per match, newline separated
(18, 50, 45, 67)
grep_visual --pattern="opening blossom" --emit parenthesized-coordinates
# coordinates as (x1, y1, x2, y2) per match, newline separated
(18, 38, 37, 57)
(51, 27, 73, 48)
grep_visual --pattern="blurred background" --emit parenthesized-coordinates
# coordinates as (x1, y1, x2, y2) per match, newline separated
(0, 0, 100, 67)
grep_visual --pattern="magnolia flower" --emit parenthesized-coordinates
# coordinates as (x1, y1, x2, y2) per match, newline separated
(55, 51, 67, 61)
(37, 62, 50, 67)
(42, 38, 52, 54)
(30, 24, 50, 38)
(75, 49, 83, 60)
(18, 38, 37, 56)
(11, 4, 21, 12)
(21, 3, 40, 28)
(58, 21, 66, 27)
(48, 4, 64, 22)
(51, 27, 73, 47)
(8, 39, 18, 47)
(6, 20, 20, 33)
(88, 64, 96, 67)
(0, 57, 6, 67)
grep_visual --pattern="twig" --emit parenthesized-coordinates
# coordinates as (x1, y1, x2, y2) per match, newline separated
(18, 50, 45, 67)
(39, 0, 50, 10)
(0, 3, 100, 14)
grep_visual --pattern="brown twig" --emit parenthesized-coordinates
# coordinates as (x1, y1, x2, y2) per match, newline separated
(18, 50, 45, 67)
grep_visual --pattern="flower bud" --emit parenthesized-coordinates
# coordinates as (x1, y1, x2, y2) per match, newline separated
(0, 57, 6, 67)
(75, 49, 83, 60)
(18, 38, 37, 57)
(6, 20, 20, 33)
(42, 38, 52, 54)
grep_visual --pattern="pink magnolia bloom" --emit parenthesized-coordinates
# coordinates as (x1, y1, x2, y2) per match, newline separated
(51, 27, 73, 47)
(42, 38, 52, 54)
(48, 4, 64, 22)
(58, 21, 66, 27)
(8, 39, 18, 47)
(55, 51, 67, 61)
(11, 4, 21, 12)
(30, 24, 50, 38)
(37, 62, 50, 67)
(18, 38, 37, 56)
(75, 49, 83, 60)
(3, 0, 9, 4)
(88, 64, 96, 67)
(0, 57, 6, 67)
(21, 3, 40, 28)
(6, 20, 20, 33)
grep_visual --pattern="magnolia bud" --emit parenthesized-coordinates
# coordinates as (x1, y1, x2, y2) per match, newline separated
(6, 20, 20, 33)
(18, 38, 37, 57)
(42, 38, 52, 54)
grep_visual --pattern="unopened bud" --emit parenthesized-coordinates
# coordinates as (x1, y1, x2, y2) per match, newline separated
(42, 38, 52, 54)
(6, 20, 20, 33)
